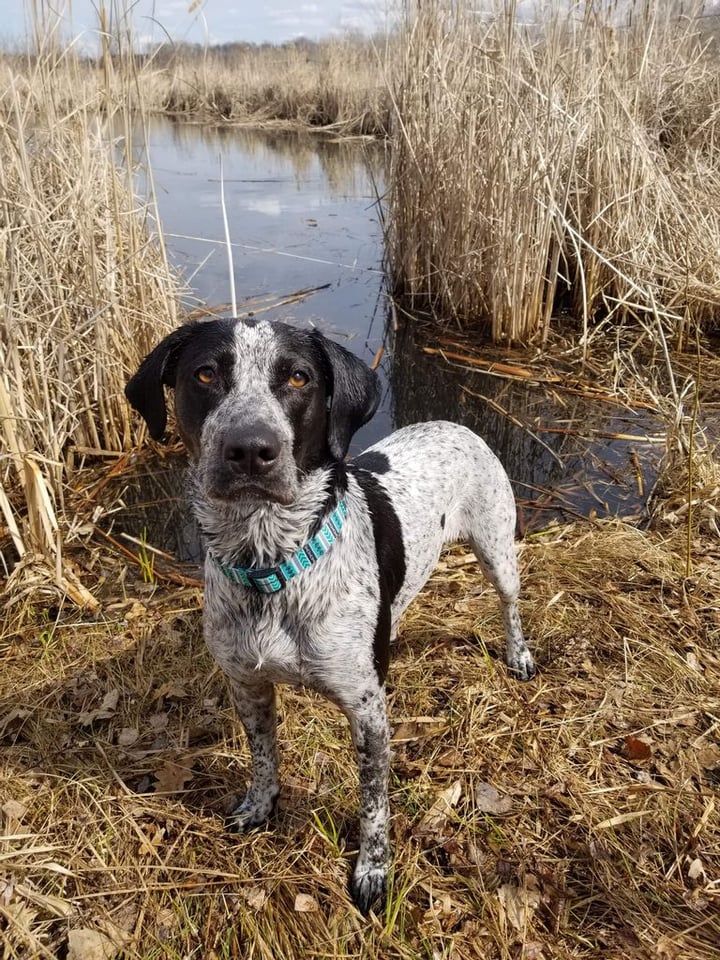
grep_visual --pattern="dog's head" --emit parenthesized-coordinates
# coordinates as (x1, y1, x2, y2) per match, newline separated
(125, 318, 380, 504)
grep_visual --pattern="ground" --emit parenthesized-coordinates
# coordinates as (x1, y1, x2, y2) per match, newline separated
(1, 513, 719, 959)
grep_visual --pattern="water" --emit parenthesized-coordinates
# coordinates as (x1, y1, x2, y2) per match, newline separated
(109, 118, 665, 563)
(141, 119, 390, 452)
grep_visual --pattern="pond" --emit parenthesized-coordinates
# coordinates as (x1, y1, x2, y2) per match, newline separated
(110, 117, 665, 564)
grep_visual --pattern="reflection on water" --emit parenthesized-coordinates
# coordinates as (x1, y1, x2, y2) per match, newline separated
(138, 117, 389, 438)
(108, 120, 664, 561)
(389, 321, 663, 532)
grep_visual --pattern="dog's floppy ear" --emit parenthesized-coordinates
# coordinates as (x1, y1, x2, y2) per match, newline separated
(125, 323, 199, 441)
(315, 332, 381, 461)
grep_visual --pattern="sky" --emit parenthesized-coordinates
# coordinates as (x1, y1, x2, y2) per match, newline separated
(0, 1, 396, 50)
(3, 1, 719, 52)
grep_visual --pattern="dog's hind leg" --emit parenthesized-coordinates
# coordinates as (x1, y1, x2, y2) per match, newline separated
(468, 521, 535, 682)
(343, 686, 391, 916)
(225, 678, 280, 832)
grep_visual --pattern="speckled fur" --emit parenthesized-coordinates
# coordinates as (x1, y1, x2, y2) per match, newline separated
(126, 318, 535, 916)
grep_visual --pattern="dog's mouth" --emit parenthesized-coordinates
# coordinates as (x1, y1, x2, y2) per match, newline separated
(205, 479, 297, 507)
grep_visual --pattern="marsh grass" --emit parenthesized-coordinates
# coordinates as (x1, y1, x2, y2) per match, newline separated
(386, 0, 720, 343)
(0, 25, 181, 589)
(145, 37, 394, 135)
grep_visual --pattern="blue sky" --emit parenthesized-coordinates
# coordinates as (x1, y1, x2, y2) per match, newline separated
(3, 1, 718, 51)
(0, 1, 395, 49)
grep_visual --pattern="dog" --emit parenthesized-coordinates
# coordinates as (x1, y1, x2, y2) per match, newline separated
(125, 317, 535, 915)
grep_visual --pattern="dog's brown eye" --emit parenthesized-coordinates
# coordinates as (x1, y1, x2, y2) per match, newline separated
(288, 371, 308, 389)
(195, 366, 215, 385)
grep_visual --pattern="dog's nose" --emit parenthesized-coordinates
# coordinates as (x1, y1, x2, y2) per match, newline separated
(222, 425, 282, 476)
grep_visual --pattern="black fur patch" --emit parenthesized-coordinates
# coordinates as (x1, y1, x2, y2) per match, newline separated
(440, 513, 446, 529)
(349, 467, 406, 683)
(353, 451, 390, 475)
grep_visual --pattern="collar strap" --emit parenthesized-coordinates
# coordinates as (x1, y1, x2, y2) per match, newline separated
(213, 500, 348, 594)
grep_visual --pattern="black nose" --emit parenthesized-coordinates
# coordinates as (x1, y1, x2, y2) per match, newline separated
(222, 424, 282, 477)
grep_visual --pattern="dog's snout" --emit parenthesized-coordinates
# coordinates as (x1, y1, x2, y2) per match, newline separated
(222, 424, 282, 477)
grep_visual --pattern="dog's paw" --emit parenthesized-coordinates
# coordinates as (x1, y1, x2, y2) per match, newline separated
(350, 861, 387, 916)
(507, 648, 536, 681)
(225, 790, 278, 833)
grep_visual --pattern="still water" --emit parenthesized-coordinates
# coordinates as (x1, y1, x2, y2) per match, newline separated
(113, 118, 663, 562)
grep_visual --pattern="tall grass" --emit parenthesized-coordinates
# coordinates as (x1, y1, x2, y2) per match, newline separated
(386, 0, 720, 344)
(0, 17, 180, 591)
(146, 37, 394, 134)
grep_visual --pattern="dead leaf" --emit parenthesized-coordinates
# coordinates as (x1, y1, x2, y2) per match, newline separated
(621, 736, 652, 761)
(686, 651, 703, 673)
(654, 935, 681, 959)
(154, 760, 194, 794)
(392, 717, 448, 742)
(78, 689, 120, 725)
(3, 799, 28, 822)
(417, 780, 462, 836)
(475, 782, 513, 815)
(240, 885, 268, 911)
(149, 711, 169, 730)
(117, 728, 139, 747)
(154, 681, 189, 701)
(687, 857, 706, 882)
(156, 906, 177, 941)
(294, 893, 318, 913)
(67, 928, 120, 960)
(497, 875, 541, 932)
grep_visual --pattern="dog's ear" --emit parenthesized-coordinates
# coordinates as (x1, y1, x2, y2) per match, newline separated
(315, 333, 381, 461)
(125, 323, 199, 441)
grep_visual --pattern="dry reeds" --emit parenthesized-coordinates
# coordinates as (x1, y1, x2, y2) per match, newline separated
(0, 30, 181, 594)
(147, 38, 394, 135)
(386, 0, 720, 344)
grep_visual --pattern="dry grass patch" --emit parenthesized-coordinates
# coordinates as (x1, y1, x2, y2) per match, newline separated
(2, 509, 718, 958)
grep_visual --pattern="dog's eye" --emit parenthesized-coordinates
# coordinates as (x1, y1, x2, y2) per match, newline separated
(288, 370, 308, 389)
(195, 366, 215, 385)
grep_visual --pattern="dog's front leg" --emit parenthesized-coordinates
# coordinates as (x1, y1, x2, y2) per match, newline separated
(225, 678, 280, 832)
(345, 687, 391, 916)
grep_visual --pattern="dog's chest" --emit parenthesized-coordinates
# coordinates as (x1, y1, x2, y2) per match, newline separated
(203, 571, 341, 687)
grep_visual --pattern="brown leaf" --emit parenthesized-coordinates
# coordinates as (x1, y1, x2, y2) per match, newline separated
(154, 681, 189, 702)
(67, 928, 120, 960)
(497, 875, 541, 932)
(475, 782, 513, 815)
(655, 935, 681, 959)
(417, 780, 462, 836)
(2, 799, 28, 823)
(154, 760, 194, 794)
(687, 857, 706, 882)
(392, 717, 448, 742)
(78, 689, 120, 726)
(117, 728, 139, 747)
(240, 885, 268, 911)
(294, 893, 318, 913)
(621, 736, 652, 761)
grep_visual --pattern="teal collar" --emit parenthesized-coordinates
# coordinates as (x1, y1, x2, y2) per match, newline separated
(212, 500, 348, 595)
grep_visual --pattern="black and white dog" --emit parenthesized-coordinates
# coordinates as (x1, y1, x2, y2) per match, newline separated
(126, 317, 535, 915)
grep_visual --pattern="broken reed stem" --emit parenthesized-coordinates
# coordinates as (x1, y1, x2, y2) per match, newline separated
(685, 330, 703, 577)
(219, 154, 237, 318)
